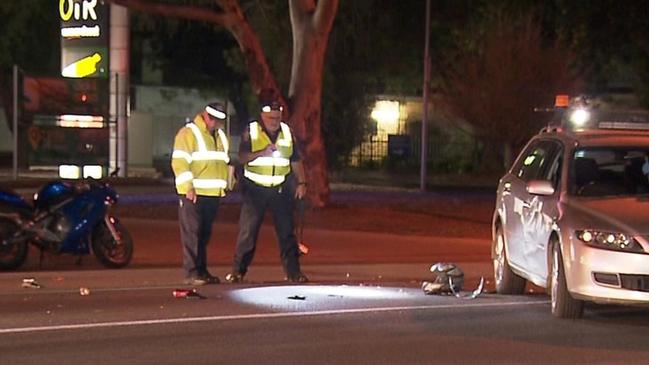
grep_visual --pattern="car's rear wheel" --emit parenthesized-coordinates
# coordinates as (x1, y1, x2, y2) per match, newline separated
(550, 240, 584, 319)
(493, 225, 526, 294)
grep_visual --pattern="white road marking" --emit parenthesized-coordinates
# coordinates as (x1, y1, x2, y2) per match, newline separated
(0, 300, 548, 335)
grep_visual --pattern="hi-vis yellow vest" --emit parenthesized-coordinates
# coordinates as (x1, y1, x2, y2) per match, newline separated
(171, 114, 230, 197)
(244, 121, 293, 187)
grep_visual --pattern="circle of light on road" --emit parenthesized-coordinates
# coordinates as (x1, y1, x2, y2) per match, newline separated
(229, 285, 416, 308)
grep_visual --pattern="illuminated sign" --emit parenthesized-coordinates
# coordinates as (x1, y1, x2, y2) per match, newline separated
(61, 25, 100, 38)
(59, 0, 99, 22)
(61, 53, 102, 78)
(22, 77, 109, 117)
(60, 0, 109, 78)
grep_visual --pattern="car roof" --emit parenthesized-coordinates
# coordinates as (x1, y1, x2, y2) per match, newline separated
(536, 127, 649, 148)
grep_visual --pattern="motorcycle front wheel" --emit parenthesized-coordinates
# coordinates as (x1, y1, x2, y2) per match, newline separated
(92, 217, 133, 268)
(0, 218, 28, 270)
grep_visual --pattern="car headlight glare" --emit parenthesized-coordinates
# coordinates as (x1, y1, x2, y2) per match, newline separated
(569, 108, 590, 127)
(576, 230, 644, 253)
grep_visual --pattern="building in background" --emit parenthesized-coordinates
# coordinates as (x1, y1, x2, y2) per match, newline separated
(348, 95, 477, 174)
(0, 85, 234, 178)
(129, 85, 235, 177)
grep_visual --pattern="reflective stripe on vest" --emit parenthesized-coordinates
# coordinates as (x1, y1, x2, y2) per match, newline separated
(172, 125, 230, 164)
(187, 123, 230, 163)
(217, 129, 229, 155)
(277, 123, 292, 146)
(193, 178, 227, 189)
(244, 170, 286, 186)
(247, 156, 290, 167)
(249, 121, 259, 140)
(175, 171, 194, 185)
(244, 121, 293, 187)
(172, 150, 192, 163)
(173, 117, 230, 196)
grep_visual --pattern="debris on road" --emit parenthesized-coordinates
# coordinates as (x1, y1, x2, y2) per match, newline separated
(327, 294, 343, 298)
(79, 287, 91, 296)
(449, 277, 485, 300)
(421, 262, 485, 300)
(172, 289, 206, 299)
(298, 242, 309, 255)
(287, 295, 306, 300)
(21, 278, 41, 289)
(422, 262, 464, 295)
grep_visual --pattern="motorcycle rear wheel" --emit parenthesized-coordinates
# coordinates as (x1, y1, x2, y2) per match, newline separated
(0, 218, 28, 270)
(92, 218, 133, 268)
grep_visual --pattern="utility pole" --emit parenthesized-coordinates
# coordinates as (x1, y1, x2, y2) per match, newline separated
(110, 3, 129, 177)
(420, 0, 431, 191)
(12, 65, 18, 180)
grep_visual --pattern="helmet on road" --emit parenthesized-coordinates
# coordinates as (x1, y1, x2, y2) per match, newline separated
(422, 262, 464, 295)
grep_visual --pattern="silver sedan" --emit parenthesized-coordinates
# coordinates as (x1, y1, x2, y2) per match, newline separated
(493, 129, 649, 318)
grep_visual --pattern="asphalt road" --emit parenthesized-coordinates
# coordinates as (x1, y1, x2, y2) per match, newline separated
(2, 235, 649, 364)
(2, 282, 649, 365)
(2, 185, 649, 363)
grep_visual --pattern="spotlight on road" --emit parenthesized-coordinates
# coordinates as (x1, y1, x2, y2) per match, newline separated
(229, 285, 416, 309)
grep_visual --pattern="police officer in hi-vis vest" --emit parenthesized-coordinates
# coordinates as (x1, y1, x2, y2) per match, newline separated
(172, 102, 231, 286)
(225, 89, 308, 283)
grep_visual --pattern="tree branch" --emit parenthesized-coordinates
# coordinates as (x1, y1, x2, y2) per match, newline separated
(313, 0, 338, 35)
(289, 0, 313, 27)
(107, 0, 230, 26)
(107, 0, 280, 101)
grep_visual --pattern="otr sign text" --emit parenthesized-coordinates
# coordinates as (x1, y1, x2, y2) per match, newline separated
(59, 0, 98, 22)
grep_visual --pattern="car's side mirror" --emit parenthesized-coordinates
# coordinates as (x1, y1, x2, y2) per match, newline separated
(526, 180, 555, 196)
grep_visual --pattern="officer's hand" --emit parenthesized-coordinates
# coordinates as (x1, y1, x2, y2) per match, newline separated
(186, 189, 197, 204)
(226, 165, 236, 191)
(295, 184, 307, 200)
(262, 144, 276, 157)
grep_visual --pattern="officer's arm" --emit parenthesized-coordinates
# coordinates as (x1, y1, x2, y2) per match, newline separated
(290, 136, 306, 198)
(292, 160, 306, 185)
(171, 128, 194, 193)
(292, 160, 307, 199)
(290, 134, 305, 184)
(237, 130, 254, 164)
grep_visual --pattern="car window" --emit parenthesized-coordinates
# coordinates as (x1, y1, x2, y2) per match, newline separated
(571, 147, 649, 197)
(515, 140, 560, 183)
(544, 146, 563, 189)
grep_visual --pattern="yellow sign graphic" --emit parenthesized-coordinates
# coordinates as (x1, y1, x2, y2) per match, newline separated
(62, 53, 101, 78)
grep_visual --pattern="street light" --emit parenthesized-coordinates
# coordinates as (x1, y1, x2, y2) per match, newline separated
(371, 100, 400, 134)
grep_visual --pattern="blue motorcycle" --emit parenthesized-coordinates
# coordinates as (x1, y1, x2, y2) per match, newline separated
(0, 180, 133, 270)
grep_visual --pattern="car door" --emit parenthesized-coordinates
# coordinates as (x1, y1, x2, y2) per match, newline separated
(499, 140, 540, 271)
(501, 139, 560, 275)
(524, 141, 563, 281)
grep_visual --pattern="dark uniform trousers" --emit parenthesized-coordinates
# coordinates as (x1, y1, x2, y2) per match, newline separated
(178, 195, 220, 279)
(232, 178, 301, 277)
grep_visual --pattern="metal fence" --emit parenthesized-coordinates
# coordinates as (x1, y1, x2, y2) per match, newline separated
(346, 128, 478, 173)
